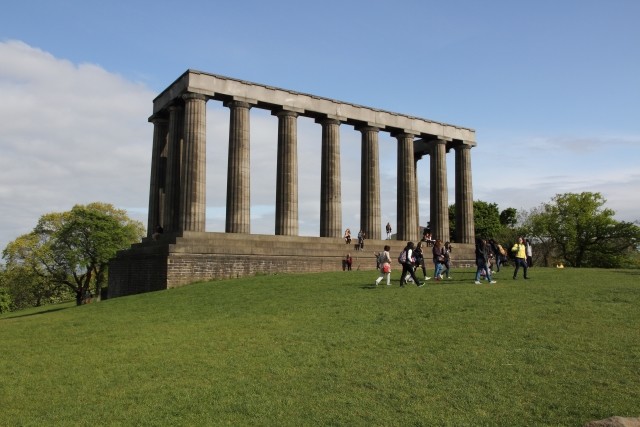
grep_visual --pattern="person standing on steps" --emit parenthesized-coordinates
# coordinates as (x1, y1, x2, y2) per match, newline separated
(357, 229, 365, 251)
(511, 237, 530, 280)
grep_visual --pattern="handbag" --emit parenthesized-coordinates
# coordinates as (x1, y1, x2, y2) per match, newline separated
(382, 262, 391, 273)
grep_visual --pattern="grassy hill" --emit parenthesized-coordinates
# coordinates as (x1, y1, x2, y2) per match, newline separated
(1, 267, 639, 426)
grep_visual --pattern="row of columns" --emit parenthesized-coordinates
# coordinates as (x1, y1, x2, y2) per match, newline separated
(147, 93, 475, 243)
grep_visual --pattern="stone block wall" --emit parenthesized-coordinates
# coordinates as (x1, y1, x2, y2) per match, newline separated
(108, 232, 476, 298)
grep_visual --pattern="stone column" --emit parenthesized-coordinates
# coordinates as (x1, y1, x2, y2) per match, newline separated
(274, 109, 298, 235)
(163, 104, 184, 232)
(225, 100, 251, 234)
(429, 138, 450, 242)
(318, 118, 342, 237)
(414, 153, 424, 240)
(454, 143, 475, 243)
(396, 133, 418, 241)
(359, 126, 381, 240)
(147, 115, 168, 237)
(179, 93, 207, 232)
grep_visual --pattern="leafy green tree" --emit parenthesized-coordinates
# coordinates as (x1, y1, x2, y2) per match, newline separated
(0, 258, 68, 311)
(519, 205, 556, 267)
(473, 201, 502, 239)
(449, 201, 517, 241)
(524, 192, 640, 267)
(500, 208, 518, 227)
(2, 203, 144, 306)
(0, 278, 11, 313)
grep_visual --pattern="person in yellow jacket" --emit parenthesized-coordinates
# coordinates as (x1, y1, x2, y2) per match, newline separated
(511, 236, 530, 280)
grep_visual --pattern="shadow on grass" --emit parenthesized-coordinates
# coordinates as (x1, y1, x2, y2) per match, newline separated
(618, 270, 640, 276)
(1, 305, 74, 320)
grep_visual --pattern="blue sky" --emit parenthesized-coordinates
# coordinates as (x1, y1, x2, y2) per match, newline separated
(1, 0, 639, 250)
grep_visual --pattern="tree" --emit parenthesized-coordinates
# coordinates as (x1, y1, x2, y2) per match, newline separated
(524, 192, 640, 268)
(500, 208, 518, 228)
(519, 205, 556, 267)
(0, 258, 68, 311)
(450, 200, 504, 240)
(0, 279, 11, 313)
(2, 203, 144, 306)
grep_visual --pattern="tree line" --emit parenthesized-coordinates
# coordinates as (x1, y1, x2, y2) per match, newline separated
(1, 192, 639, 313)
(0, 203, 144, 313)
(451, 192, 640, 268)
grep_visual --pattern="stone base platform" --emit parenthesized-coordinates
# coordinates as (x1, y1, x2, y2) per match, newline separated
(107, 231, 475, 298)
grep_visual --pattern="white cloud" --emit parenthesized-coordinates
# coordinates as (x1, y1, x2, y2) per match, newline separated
(0, 40, 154, 250)
(472, 132, 640, 222)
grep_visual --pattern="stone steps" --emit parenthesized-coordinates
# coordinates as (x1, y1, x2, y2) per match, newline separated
(109, 232, 476, 298)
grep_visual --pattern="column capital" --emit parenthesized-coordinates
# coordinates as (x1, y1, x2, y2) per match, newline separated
(182, 92, 207, 102)
(224, 99, 252, 109)
(424, 137, 451, 154)
(449, 139, 477, 150)
(355, 124, 382, 133)
(315, 117, 342, 126)
(390, 130, 419, 139)
(272, 109, 299, 118)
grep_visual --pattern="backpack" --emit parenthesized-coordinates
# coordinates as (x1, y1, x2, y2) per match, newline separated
(397, 250, 407, 264)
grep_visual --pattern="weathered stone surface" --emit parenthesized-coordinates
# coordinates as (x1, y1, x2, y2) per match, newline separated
(128, 71, 478, 298)
(108, 232, 476, 298)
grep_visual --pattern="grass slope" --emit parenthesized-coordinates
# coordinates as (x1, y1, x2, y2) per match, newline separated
(1, 267, 639, 426)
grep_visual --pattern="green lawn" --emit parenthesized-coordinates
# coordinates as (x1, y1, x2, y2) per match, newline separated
(1, 267, 638, 426)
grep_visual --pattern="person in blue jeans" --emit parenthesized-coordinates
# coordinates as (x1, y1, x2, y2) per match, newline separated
(432, 239, 446, 281)
(475, 238, 496, 284)
(511, 237, 530, 279)
(399, 242, 424, 288)
(442, 241, 453, 279)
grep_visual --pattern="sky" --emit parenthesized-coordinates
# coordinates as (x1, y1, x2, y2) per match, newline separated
(1, 0, 639, 252)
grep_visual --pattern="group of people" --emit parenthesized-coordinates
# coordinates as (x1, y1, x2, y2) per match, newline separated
(346, 221, 534, 287)
(473, 236, 532, 284)
(343, 228, 367, 251)
(374, 238, 453, 287)
(369, 234, 534, 287)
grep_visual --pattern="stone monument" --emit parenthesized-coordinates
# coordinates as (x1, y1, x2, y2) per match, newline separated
(108, 70, 477, 297)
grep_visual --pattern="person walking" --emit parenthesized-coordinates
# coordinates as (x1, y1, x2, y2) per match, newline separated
(489, 239, 502, 272)
(443, 241, 453, 279)
(511, 237, 529, 279)
(474, 238, 497, 284)
(432, 239, 446, 281)
(375, 245, 392, 286)
(386, 222, 392, 239)
(525, 239, 533, 267)
(399, 242, 424, 288)
(413, 241, 431, 282)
